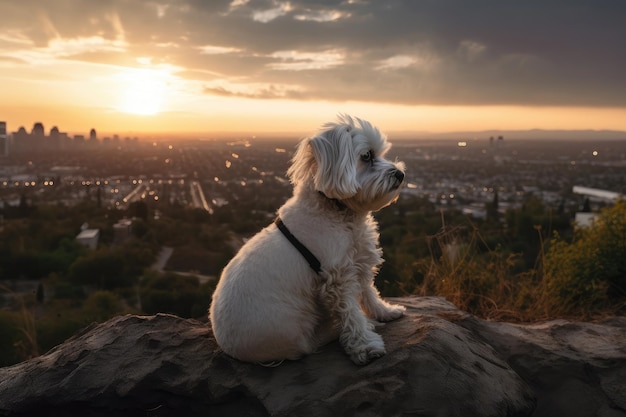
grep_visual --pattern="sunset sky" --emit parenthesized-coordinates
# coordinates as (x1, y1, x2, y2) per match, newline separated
(1, 0, 625, 138)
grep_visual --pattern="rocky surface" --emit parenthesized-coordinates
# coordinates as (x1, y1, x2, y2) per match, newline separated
(0, 296, 624, 417)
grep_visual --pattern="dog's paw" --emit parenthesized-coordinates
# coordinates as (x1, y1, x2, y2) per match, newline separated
(374, 304, 405, 322)
(346, 335, 386, 365)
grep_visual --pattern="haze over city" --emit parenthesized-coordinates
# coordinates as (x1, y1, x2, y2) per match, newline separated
(1, 1, 626, 138)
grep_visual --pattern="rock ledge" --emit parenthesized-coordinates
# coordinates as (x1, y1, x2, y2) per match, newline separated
(0, 297, 624, 417)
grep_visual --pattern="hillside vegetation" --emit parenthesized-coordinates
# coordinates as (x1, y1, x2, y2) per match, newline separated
(0, 196, 624, 366)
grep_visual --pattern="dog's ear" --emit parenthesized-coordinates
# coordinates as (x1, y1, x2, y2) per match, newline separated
(308, 126, 358, 199)
(287, 137, 317, 186)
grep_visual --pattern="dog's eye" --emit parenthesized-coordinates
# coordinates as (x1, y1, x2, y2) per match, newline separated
(361, 150, 374, 163)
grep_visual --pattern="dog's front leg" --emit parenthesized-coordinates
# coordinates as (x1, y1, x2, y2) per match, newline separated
(361, 282, 406, 322)
(323, 270, 386, 365)
(354, 221, 405, 322)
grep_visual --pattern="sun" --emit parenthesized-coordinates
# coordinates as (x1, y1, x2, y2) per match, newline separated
(117, 68, 168, 115)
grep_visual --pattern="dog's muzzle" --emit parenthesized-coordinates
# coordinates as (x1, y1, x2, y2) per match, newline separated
(391, 169, 405, 190)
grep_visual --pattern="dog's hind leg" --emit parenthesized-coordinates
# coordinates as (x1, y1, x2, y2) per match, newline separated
(312, 315, 340, 351)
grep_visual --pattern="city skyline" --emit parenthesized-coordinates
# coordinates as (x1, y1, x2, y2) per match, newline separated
(3, 118, 626, 144)
(1, 1, 626, 136)
(0, 120, 143, 155)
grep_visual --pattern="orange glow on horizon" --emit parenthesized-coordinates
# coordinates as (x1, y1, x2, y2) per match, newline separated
(2, 100, 626, 140)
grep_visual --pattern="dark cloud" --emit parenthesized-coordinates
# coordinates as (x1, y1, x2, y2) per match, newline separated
(1, 0, 625, 106)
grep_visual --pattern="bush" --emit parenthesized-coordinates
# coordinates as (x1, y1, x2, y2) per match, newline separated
(139, 271, 214, 318)
(36, 313, 90, 355)
(82, 291, 125, 322)
(68, 240, 156, 290)
(542, 201, 626, 317)
(69, 249, 128, 289)
(53, 281, 85, 301)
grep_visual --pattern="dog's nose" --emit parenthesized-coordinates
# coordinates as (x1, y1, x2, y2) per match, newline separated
(394, 170, 405, 183)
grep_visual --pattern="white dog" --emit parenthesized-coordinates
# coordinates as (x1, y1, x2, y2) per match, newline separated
(210, 115, 406, 365)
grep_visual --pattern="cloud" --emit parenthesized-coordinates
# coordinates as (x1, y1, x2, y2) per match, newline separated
(252, 1, 292, 23)
(458, 41, 486, 63)
(267, 49, 345, 70)
(204, 81, 305, 100)
(293, 9, 349, 22)
(47, 36, 127, 58)
(0, 0, 625, 107)
(376, 55, 419, 71)
(198, 45, 243, 55)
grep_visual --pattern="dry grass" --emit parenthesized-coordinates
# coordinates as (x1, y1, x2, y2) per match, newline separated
(410, 221, 623, 323)
(1, 285, 39, 360)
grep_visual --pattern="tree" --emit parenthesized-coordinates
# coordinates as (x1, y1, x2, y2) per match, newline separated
(96, 186, 102, 208)
(18, 193, 28, 211)
(139, 271, 213, 318)
(36, 283, 44, 304)
(486, 190, 499, 222)
(69, 249, 129, 289)
(129, 201, 149, 222)
(82, 291, 124, 321)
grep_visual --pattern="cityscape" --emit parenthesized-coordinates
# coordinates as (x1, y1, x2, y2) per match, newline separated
(1, 120, 625, 225)
(1, 117, 626, 367)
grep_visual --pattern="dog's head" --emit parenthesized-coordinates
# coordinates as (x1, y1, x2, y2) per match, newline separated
(287, 114, 405, 212)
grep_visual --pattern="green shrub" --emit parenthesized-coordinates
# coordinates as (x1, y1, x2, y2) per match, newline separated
(36, 314, 89, 355)
(542, 201, 626, 317)
(53, 281, 85, 300)
(82, 291, 125, 322)
(69, 249, 127, 289)
(139, 271, 214, 318)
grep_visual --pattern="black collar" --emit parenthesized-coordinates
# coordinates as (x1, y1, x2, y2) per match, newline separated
(274, 217, 322, 275)
(318, 191, 348, 211)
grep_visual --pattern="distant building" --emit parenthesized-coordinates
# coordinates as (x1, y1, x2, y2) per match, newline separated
(0, 121, 7, 157)
(572, 186, 622, 203)
(88, 128, 98, 148)
(49, 126, 60, 150)
(31, 122, 44, 138)
(113, 218, 133, 243)
(11, 126, 29, 152)
(76, 228, 100, 249)
(462, 204, 487, 220)
(574, 212, 597, 228)
(74, 135, 85, 148)
(572, 186, 623, 229)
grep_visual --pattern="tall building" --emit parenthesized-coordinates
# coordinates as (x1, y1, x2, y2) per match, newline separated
(88, 128, 98, 148)
(0, 121, 7, 156)
(32, 122, 44, 138)
(11, 126, 28, 153)
(49, 126, 60, 150)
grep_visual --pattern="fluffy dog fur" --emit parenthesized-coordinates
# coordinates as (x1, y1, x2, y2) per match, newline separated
(210, 115, 406, 365)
